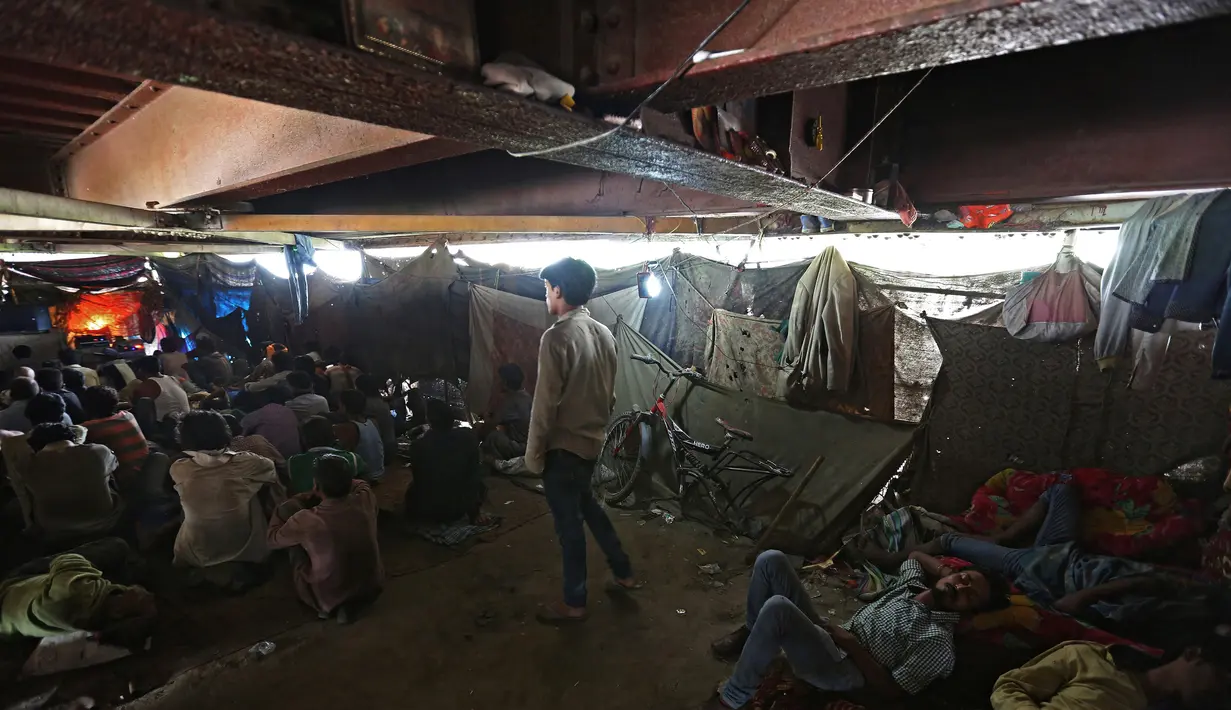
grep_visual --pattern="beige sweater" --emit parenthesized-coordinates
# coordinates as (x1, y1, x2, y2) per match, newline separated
(525, 307, 617, 473)
(171, 450, 283, 568)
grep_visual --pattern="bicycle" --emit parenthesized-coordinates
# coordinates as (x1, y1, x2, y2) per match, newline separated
(594, 354, 795, 536)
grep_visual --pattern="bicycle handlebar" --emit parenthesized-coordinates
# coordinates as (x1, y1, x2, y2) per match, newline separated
(630, 354, 704, 383)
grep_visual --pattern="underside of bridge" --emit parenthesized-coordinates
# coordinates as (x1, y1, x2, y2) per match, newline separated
(0, 0, 1228, 252)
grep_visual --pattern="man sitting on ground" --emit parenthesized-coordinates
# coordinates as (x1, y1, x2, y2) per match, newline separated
(406, 399, 486, 524)
(82, 385, 150, 485)
(247, 350, 295, 393)
(171, 410, 284, 590)
(247, 343, 287, 384)
(482, 363, 532, 461)
(240, 385, 302, 459)
(992, 633, 1231, 709)
(356, 374, 396, 465)
(704, 549, 1010, 709)
(10, 344, 33, 368)
(223, 412, 288, 482)
(36, 367, 86, 424)
(0, 376, 70, 432)
(267, 455, 383, 624)
(62, 367, 87, 405)
(130, 356, 191, 421)
(158, 335, 189, 379)
(324, 348, 361, 392)
(288, 416, 366, 494)
(294, 355, 331, 398)
(0, 538, 156, 643)
(286, 371, 329, 422)
(12, 418, 123, 543)
(190, 335, 233, 387)
(338, 389, 384, 482)
(3, 393, 93, 534)
(60, 348, 99, 387)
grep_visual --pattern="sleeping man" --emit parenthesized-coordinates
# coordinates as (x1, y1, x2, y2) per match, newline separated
(0, 538, 156, 646)
(890, 482, 1226, 650)
(700, 549, 1010, 708)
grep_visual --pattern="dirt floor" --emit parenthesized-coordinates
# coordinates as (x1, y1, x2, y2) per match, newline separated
(0, 472, 867, 710)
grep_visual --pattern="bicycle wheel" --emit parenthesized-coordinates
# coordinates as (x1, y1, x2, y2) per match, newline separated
(595, 413, 644, 505)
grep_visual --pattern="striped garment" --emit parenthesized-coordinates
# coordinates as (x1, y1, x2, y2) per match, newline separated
(83, 411, 149, 479)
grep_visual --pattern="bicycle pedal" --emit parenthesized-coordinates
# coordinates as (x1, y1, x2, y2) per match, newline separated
(595, 465, 619, 484)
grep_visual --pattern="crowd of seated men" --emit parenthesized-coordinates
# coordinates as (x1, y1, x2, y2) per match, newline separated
(0, 335, 497, 653)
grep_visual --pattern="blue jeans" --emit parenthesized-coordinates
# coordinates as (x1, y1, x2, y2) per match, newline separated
(542, 449, 632, 608)
(720, 551, 864, 708)
(941, 482, 1081, 576)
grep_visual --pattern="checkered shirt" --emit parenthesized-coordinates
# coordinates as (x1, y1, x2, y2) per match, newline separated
(840, 559, 959, 694)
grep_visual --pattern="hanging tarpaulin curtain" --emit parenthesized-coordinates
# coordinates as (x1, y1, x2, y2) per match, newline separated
(151, 255, 256, 350)
(285, 234, 316, 324)
(152, 255, 256, 318)
(202, 255, 256, 290)
(10, 256, 146, 288)
(466, 284, 648, 415)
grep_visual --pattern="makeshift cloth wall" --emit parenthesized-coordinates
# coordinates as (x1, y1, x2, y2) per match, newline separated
(251, 244, 465, 379)
(614, 320, 915, 549)
(645, 254, 808, 370)
(705, 310, 785, 400)
(854, 264, 1041, 422)
(913, 320, 1231, 514)
(466, 284, 645, 416)
(254, 245, 1042, 430)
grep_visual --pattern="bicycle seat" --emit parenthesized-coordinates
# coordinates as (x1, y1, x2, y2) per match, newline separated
(715, 418, 753, 441)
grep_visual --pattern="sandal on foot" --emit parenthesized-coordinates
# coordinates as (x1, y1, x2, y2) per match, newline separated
(535, 601, 588, 625)
(605, 578, 646, 594)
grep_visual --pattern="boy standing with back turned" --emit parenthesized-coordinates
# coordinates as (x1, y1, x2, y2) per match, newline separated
(528, 257, 641, 624)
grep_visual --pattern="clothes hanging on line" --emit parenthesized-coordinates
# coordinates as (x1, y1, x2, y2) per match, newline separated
(781, 246, 857, 392)
(1094, 191, 1226, 370)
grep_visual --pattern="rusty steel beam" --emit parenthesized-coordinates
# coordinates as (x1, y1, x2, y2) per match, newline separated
(591, 0, 1231, 110)
(0, 119, 79, 140)
(0, 54, 137, 102)
(0, 104, 94, 131)
(218, 213, 772, 235)
(0, 240, 285, 255)
(896, 18, 1231, 204)
(0, 0, 893, 221)
(0, 81, 117, 116)
(55, 81, 168, 162)
(173, 138, 480, 207)
(62, 83, 471, 209)
(251, 150, 758, 218)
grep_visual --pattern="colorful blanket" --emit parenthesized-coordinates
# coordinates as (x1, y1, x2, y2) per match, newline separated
(953, 468, 1204, 558)
(939, 556, 1162, 657)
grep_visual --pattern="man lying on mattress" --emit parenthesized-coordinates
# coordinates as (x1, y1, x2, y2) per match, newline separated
(879, 480, 1229, 650)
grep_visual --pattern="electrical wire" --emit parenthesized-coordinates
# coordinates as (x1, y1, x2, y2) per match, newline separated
(507, 0, 752, 159)
(702, 66, 938, 240)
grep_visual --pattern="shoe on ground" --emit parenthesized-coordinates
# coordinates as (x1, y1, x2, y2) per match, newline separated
(710, 626, 750, 661)
(336, 603, 354, 625)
